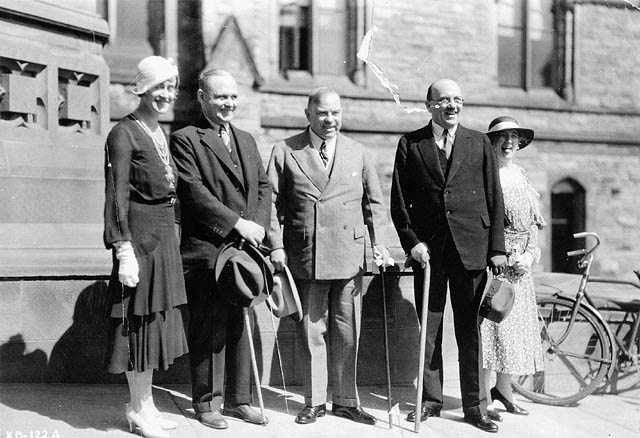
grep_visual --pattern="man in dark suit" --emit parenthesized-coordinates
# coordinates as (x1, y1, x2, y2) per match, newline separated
(267, 87, 391, 426)
(390, 79, 507, 433)
(170, 69, 271, 429)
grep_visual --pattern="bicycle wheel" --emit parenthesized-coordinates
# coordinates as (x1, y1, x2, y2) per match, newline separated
(512, 295, 615, 406)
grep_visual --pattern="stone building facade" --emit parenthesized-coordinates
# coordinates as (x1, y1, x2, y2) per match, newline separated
(0, 0, 638, 384)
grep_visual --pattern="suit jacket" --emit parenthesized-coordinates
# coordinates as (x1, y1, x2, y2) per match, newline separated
(390, 122, 505, 270)
(267, 129, 387, 280)
(170, 117, 271, 272)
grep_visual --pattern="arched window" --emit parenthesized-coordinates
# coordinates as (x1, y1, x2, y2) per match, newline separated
(551, 178, 586, 273)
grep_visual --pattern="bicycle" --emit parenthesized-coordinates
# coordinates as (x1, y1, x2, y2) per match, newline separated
(512, 232, 640, 406)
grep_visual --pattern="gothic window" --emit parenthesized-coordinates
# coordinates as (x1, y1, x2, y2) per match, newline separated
(279, 0, 311, 74)
(551, 178, 586, 274)
(278, 0, 366, 82)
(497, 0, 565, 92)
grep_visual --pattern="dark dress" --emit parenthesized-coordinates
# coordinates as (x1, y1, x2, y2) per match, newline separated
(103, 115, 188, 373)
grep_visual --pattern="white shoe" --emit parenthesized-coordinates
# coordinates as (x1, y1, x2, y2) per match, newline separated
(125, 404, 170, 438)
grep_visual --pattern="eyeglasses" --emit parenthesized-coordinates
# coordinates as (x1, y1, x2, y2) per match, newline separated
(431, 96, 464, 107)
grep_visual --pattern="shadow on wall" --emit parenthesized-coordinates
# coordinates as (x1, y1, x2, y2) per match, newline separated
(0, 333, 48, 382)
(46, 281, 120, 383)
(0, 281, 117, 383)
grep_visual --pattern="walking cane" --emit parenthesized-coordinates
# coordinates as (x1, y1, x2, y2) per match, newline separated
(243, 307, 267, 425)
(379, 265, 395, 428)
(414, 261, 431, 433)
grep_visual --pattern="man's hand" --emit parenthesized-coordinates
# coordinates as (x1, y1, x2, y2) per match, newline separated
(410, 242, 430, 268)
(270, 248, 287, 272)
(489, 251, 508, 275)
(233, 217, 265, 247)
(373, 244, 394, 269)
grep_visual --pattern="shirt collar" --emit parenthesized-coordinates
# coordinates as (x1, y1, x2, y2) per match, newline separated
(432, 122, 457, 139)
(308, 127, 337, 150)
(204, 115, 229, 133)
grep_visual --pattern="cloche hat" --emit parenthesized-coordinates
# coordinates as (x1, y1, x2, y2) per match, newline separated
(486, 116, 535, 149)
(129, 56, 179, 95)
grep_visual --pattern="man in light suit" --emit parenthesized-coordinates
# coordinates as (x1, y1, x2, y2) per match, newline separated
(390, 79, 507, 433)
(170, 69, 271, 429)
(267, 87, 391, 425)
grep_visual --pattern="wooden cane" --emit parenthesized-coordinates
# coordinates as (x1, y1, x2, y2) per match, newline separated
(243, 307, 267, 425)
(379, 265, 394, 428)
(414, 261, 431, 433)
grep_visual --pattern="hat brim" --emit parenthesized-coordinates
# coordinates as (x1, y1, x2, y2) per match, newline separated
(214, 241, 274, 308)
(267, 265, 302, 321)
(487, 128, 534, 149)
(129, 67, 179, 95)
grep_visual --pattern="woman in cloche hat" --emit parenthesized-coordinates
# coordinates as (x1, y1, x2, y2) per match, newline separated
(103, 56, 186, 438)
(480, 116, 546, 421)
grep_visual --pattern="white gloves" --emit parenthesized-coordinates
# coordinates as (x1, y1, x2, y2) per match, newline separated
(373, 244, 394, 268)
(115, 241, 139, 287)
(410, 242, 430, 267)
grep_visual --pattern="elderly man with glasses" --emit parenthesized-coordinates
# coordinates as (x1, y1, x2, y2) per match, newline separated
(390, 78, 507, 433)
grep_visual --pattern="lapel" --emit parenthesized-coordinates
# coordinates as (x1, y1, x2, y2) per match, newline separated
(231, 124, 252, 192)
(446, 124, 471, 182)
(289, 129, 329, 192)
(416, 123, 445, 186)
(196, 117, 245, 190)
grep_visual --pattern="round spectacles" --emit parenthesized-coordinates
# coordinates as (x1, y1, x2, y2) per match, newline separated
(431, 96, 464, 107)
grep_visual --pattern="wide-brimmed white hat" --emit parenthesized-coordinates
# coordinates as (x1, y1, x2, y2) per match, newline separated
(129, 56, 179, 95)
(486, 116, 535, 149)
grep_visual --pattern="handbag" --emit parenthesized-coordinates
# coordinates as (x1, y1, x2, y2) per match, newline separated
(478, 275, 515, 323)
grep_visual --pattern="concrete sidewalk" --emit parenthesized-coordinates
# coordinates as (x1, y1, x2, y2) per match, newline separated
(1, 377, 638, 438)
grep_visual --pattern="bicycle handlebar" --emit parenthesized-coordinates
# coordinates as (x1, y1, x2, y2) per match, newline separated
(566, 232, 600, 258)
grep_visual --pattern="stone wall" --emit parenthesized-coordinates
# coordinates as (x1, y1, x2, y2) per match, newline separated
(2, 0, 639, 384)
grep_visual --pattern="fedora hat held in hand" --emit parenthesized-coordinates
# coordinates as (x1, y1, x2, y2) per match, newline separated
(214, 240, 274, 308)
(478, 273, 515, 323)
(267, 265, 302, 322)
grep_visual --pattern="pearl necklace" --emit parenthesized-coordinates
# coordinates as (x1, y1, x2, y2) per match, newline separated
(131, 113, 175, 189)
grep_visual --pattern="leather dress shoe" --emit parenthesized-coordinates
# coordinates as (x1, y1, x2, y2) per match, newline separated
(406, 405, 441, 422)
(193, 401, 228, 430)
(223, 403, 268, 425)
(295, 404, 326, 424)
(464, 413, 499, 433)
(491, 387, 529, 415)
(487, 409, 503, 422)
(332, 405, 377, 425)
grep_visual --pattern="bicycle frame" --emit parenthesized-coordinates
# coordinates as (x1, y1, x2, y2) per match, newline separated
(545, 232, 618, 379)
(588, 276, 640, 366)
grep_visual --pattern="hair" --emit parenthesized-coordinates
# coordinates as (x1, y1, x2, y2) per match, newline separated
(198, 69, 234, 92)
(307, 86, 340, 108)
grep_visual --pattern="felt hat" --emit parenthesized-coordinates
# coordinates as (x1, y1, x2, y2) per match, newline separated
(129, 56, 179, 95)
(214, 241, 274, 308)
(266, 265, 302, 322)
(486, 116, 535, 149)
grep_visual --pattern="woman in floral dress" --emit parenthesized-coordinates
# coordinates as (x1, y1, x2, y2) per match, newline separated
(481, 116, 546, 420)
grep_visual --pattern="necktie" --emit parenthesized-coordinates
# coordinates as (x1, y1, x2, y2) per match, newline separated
(319, 141, 329, 167)
(442, 128, 451, 159)
(219, 125, 230, 152)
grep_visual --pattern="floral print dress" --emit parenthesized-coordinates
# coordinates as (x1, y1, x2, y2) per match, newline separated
(481, 164, 545, 375)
